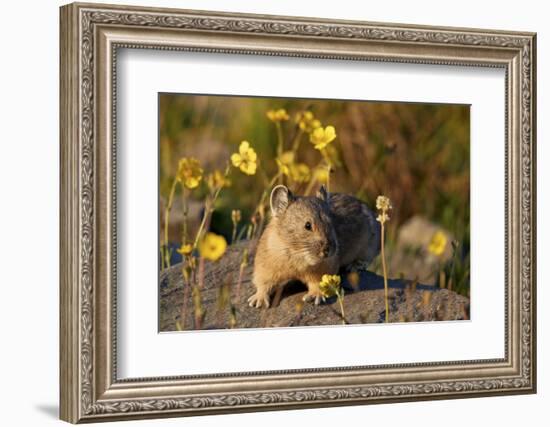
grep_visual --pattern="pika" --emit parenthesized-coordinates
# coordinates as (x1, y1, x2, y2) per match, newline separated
(248, 184, 381, 308)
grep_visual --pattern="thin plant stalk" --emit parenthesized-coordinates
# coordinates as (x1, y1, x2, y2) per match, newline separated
(304, 175, 318, 196)
(319, 149, 332, 193)
(336, 291, 346, 325)
(275, 122, 284, 157)
(192, 166, 229, 251)
(192, 285, 204, 330)
(249, 171, 282, 238)
(303, 158, 327, 196)
(380, 222, 389, 322)
(231, 210, 241, 244)
(326, 164, 332, 193)
(234, 221, 250, 242)
(198, 256, 205, 288)
(258, 164, 271, 187)
(275, 122, 284, 184)
(235, 248, 249, 300)
(193, 199, 213, 250)
(291, 128, 304, 152)
(181, 187, 188, 246)
(231, 222, 238, 244)
(163, 178, 178, 270)
(180, 266, 190, 330)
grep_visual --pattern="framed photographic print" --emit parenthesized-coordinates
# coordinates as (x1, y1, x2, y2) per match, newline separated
(60, 2, 537, 423)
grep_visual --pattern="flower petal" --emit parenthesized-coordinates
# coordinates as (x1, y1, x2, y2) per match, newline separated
(325, 126, 336, 141)
(239, 141, 250, 155)
(231, 153, 242, 167)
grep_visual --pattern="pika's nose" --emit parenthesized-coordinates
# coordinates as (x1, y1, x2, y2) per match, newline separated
(321, 245, 330, 258)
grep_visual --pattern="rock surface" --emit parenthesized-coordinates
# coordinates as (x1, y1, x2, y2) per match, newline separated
(160, 240, 470, 331)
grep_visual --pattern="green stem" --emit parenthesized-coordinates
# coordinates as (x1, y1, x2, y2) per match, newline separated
(304, 159, 326, 196)
(275, 122, 284, 185)
(304, 175, 318, 196)
(192, 198, 213, 251)
(231, 221, 238, 244)
(198, 256, 205, 289)
(235, 222, 250, 242)
(235, 248, 249, 300)
(180, 264, 190, 330)
(258, 164, 270, 187)
(337, 291, 346, 325)
(254, 172, 281, 214)
(291, 128, 304, 152)
(192, 166, 229, 250)
(275, 122, 284, 157)
(181, 187, 188, 246)
(163, 178, 178, 270)
(381, 222, 389, 322)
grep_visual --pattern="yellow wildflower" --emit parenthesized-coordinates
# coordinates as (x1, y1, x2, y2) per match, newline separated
(296, 110, 321, 133)
(310, 125, 337, 150)
(198, 232, 227, 262)
(206, 169, 231, 191)
(319, 274, 342, 299)
(290, 163, 311, 183)
(176, 243, 193, 256)
(176, 157, 203, 189)
(231, 141, 257, 175)
(275, 151, 310, 183)
(313, 166, 329, 184)
(276, 151, 295, 176)
(266, 108, 289, 122)
(428, 230, 447, 256)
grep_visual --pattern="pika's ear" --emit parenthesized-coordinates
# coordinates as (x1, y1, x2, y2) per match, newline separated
(316, 185, 329, 204)
(270, 185, 293, 216)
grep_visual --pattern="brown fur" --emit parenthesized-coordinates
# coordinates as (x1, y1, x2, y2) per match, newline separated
(248, 185, 380, 308)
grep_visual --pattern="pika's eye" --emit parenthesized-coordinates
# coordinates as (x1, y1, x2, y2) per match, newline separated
(305, 221, 312, 231)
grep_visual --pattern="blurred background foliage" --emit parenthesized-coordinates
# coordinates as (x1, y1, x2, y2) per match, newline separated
(159, 94, 470, 295)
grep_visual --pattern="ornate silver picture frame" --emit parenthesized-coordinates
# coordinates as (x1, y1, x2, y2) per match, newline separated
(60, 2, 536, 423)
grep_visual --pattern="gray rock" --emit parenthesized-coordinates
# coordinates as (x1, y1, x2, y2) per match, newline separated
(159, 240, 469, 331)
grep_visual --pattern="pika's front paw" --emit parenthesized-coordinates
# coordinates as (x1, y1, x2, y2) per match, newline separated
(248, 292, 270, 309)
(302, 290, 323, 306)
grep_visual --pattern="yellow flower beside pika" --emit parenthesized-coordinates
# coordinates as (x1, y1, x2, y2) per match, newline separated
(176, 243, 193, 256)
(198, 232, 227, 262)
(266, 108, 289, 122)
(319, 274, 342, 299)
(176, 157, 203, 189)
(290, 163, 311, 183)
(296, 110, 321, 133)
(310, 125, 337, 150)
(231, 141, 258, 175)
(276, 151, 295, 176)
(313, 166, 329, 184)
(206, 169, 231, 191)
(428, 230, 447, 256)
